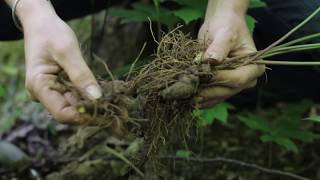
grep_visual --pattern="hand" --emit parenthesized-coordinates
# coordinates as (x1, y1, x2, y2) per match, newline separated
(19, 1, 102, 123)
(196, 9, 265, 108)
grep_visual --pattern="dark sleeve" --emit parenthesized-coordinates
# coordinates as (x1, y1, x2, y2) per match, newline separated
(0, 0, 110, 41)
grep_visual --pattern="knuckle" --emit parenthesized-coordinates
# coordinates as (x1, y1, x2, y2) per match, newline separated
(52, 38, 77, 58)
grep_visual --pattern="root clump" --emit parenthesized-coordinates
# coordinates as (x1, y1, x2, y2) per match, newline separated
(52, 29, 257, 179)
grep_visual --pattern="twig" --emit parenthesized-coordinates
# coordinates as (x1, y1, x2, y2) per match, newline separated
(93, 54, 115, 81)
(126, 42, 147, 81)
(160, 155, 309, 180)
(148, 17, 159, 45)
(103, 146, 144, 177)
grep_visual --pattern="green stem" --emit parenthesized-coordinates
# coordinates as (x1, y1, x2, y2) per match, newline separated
(264, 43, 320, 58)
(249, 6, 320, 61)
(275, 33, 320, 48)
(256, 60, 320, 66)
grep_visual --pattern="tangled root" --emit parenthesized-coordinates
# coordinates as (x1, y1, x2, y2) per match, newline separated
(58, 29, 257, 155)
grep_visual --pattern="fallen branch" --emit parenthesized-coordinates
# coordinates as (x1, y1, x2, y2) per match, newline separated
(160, 155, 309, 180)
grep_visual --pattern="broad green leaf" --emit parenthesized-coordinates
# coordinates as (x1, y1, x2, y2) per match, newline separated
(246, 15, 256, 34)
(238, 114, 270, 132)
(249, 0, 267, 9)
(261, 135, 298, 152)
(305, 115, 320, 122)
(194, 102, 232, 126)
(272, 126, 320, 142)
(174, 8, 204, 24)
(176, 150, 191, 158)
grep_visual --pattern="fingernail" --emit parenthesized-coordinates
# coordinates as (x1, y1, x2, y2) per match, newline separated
(86, 85, 102, 100)
(205, 53, 222, 65)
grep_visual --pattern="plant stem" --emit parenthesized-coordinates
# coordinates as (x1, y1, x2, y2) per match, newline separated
(275, 33, 320, 48)
(264, 43, 320, 58)
(249, 6, 320, 61)
(256, 60, 320, 66)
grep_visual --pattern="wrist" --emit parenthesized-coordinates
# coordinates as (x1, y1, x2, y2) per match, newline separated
(15, 0, 57, 28)
(205, 0, 249, 19)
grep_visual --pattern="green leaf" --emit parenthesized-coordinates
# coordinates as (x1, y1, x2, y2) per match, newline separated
(109, 9, 149, 23)
(261, 135, 298, 152)
(194, 102, 232, 126)
(272, 123, 320, 142)
(304, 115, 320, 122)
(0, 86, 5, 97)
(176, 150, 191, 158)
(238, 114, 270, 132)
(174, 8, 204, 24)
(246, 15, 257, 34)
(174, 0, 208, 12)
(131, 2, 156, 15)
(249, 0, 267, 9)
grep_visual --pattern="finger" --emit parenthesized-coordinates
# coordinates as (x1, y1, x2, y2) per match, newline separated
(204, 29, 236, 63)
(199, 86, 240, 101)
(196, 79, 257, 108)
(30, 74, 79, 124)
(39, 88, 79, 124)
(213, 64, 265, 88)
(64, 92, 78, 106)
(55, 45, 102, 100)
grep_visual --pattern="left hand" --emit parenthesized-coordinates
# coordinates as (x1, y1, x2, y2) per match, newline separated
(196, 11, 265, 108)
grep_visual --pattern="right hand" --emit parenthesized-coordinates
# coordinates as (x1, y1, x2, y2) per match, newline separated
(19, 1, 102, 124)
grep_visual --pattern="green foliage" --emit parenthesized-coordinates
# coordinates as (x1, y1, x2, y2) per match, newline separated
(193, 102, 233, 126)
(249, 0, 267, 8)
(304, 115, 320, 122)
(110, 2, 179, 29)
(246, 15, 257, 34)
(238, 100, 320, 152)
(0, 41, 26, 134)
(0, 86, 5, 98)
(176, 149, 191, 158)
(173, 8, 203, 24)
(109, 0, 207, 28)
(110, 0, 265, 29)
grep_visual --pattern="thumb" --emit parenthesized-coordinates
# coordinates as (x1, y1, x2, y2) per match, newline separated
(204, 31, 235, 64)
(58, 51, 102, 100)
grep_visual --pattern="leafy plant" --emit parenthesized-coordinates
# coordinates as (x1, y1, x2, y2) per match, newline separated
(238, 100, 320, 152)
(110, 0, 265, 30)
(193, 102, 233, 126)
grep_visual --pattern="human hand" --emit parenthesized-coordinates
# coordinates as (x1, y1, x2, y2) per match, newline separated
(196, 5, 265, 108)
(18, 0, 102, 123)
